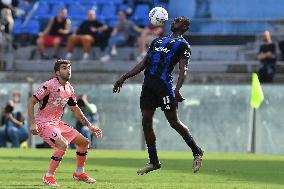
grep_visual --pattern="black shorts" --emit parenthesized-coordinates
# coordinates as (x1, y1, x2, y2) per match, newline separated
(140, 78, 177, 111)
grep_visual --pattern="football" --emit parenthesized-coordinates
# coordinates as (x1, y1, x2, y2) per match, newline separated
(149, 7, 168, 26)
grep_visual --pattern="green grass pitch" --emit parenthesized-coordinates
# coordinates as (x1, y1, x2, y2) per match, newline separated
(0, 149, 283, 189)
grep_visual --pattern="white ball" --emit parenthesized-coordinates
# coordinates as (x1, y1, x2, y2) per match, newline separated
(149, 7, 168, 26)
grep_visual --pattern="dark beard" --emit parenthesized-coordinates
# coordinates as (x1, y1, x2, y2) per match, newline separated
(62, 75, 70, 81)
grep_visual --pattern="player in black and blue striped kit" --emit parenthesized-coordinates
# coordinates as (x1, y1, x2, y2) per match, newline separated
(113, 16, 203, 174)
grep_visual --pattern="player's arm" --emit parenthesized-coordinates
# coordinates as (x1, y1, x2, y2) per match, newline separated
(113, 55, 148, 93)
(175, 58, 189, 102)
(59, 19, 71, 35)
(28, 82, 50, 135)
(27, 96, 39, 135)
(175, 44, 191, 102)
(6, 113, 23, 128)
(99, 23, 108, 32)
(69, 105, 102, 137)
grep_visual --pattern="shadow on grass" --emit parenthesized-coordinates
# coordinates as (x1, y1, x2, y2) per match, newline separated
(0, 156, 283, 186)
(0, 184, 44, 189)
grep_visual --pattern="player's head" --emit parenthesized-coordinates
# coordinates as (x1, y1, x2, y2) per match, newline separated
(58, 7, 67, 18)
(118, 10, 127, 21)
(87, 10, 96, 20)
(54, 59, 72, 81)
(262, 30, 271, 43)
(170, 16, 190, 34)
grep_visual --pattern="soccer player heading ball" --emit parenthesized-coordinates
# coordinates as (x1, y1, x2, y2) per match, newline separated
(113, 16, 204, 174)
(28, 59, 103, 186)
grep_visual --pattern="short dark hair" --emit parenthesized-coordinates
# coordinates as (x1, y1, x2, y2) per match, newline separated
(174, 16, 190, 27)
(54, 59, 71, 72)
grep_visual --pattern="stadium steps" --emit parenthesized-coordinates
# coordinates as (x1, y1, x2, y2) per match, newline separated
(14, 46, 139, 61)
(14, 45, 245, 61)
(12, 59, 284, 73)
(1, 71, 284, 84)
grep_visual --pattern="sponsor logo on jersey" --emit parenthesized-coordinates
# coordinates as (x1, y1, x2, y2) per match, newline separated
(154, 47, 170, 53)
(51, 132, 58, 137)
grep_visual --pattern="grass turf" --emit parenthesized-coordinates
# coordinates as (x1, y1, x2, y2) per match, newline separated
(0, 149, 283, 189)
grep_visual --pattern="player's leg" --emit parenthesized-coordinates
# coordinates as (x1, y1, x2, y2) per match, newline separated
(81, 35, 94, 60)
(138, 85, 162, 174)
(6, 126, 20, 147)
(66, 35, 80, 59)
(164, 109, 203, 172)
(36, 36, 46, 58)
(48, 137, 68, 176)
(137, 109, 162, 175)
(81, 35, 94, 53)
(38, 124, 68, 186)
(58, 122, 88, 178)
(52, 37, 62, 58)
(72, 133, 89, 174)
(71, 134, 96, 183)
(142, 110, 159, 165)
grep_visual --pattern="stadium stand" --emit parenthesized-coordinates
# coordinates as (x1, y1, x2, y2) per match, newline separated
(0, 0, 283, 83)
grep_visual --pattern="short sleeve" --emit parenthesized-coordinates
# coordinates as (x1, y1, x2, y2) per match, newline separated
(67, 85, 77, 106)
(179, 42, 191, 60)
(33, 81, 50, 101)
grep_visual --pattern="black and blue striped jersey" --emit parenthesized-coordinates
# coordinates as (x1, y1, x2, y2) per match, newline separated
(143, 35, 191, 94)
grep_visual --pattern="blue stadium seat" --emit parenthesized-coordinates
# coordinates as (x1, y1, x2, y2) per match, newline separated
(76, 0, 90, 4)
(190, 20, 275, 34)
(96, 15, 106, 24)
(101, 4, 117, 20)
(153, 0, 168, 8)
(110, 0, 123, 5)
(106, 17, 119, 28)
(39, 0, 57, 5)
(168, 0, 195, 19)
(68, 2, 87, 19)
(96, 0, 114, 6)
(50, 2, 66, 16)
(131, 4, 150, 26)
(86, 3, 100, 13)
(33, 1, 50, 19)
(210, 0, 284, 19)
(118, 4, 129, 12)
(13, 19, 24, 34)
(70, 19, 83, 33)
(23, 19, 40, 34)
(59, 0, 74, 6)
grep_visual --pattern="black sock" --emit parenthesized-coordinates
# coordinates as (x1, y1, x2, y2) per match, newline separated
(147, 144, 159, 165)
(185, 136, 201, 156)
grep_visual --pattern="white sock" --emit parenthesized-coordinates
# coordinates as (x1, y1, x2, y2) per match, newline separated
(76, 167, 84, 174)
(46, 172, 54, 177)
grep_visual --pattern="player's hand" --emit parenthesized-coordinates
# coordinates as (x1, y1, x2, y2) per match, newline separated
(113, 77, 125, 93)
(90, 27, 98, 32)
(30, 123, 38, 135)
(175, 90, 186, 102)
(88, 125, 103, 137)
